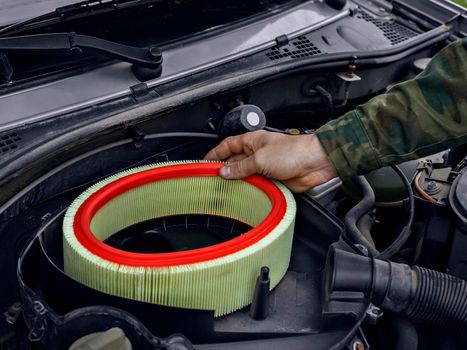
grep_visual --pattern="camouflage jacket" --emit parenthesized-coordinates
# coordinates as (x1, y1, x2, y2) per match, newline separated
(316, 38, 467, 179)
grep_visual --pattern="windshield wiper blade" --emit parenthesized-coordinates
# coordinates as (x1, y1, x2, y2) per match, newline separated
(0, 0, 162, 37)
(0, 33, 162, 68)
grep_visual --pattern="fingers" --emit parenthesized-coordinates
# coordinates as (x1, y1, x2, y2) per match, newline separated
(205, 130, 268, 160)
(204, 134, 251, 161)
(204, 132, 265, 179)
(226, 154, 248, 163)
(219, 155, 260, 179)
(204, 130, 338, 193)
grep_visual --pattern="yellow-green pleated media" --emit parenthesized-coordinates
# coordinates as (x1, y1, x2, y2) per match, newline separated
(63, 161, 296, 316)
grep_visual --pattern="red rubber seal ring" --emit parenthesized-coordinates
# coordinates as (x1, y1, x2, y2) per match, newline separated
(72, 162, 287, 267)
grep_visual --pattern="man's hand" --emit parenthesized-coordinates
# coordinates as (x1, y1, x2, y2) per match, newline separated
(204, 130, 338, 192)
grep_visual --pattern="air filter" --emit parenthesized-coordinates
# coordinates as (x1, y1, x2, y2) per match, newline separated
(63, 161, 296, 316)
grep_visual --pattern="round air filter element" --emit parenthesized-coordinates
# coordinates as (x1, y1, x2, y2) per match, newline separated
(63, 161, 296, 316)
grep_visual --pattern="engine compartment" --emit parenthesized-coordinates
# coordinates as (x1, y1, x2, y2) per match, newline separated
(3, 95, 467, 349)
(6, 133, 351, 348)
(0, 1, 466, 349)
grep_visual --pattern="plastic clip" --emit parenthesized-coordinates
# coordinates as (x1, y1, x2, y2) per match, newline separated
(28, 301, 48, 342)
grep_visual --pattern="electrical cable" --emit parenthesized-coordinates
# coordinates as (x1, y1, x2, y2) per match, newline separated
(263, 126, 288, 134)
(328, 304, 371, 350)
(414, 171, 437, 203)
(314, 85, 334, 117)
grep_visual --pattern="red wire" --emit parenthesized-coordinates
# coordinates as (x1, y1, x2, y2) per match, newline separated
(414, 172, 437, 203)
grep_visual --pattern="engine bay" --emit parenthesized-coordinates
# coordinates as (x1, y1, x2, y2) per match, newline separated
(0, 0, 466, 349)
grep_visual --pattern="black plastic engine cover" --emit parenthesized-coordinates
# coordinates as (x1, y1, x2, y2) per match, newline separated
(16, 193, 368, 348)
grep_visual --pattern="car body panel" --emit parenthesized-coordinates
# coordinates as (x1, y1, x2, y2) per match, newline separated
(0, 1, 344, 132)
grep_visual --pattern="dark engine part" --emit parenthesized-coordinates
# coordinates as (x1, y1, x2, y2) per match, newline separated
(249, 267, 271, 321)
(413, 163, 467, 280)
(344, 175, 376, 252)
(219, 104, 266, 138)
(0, 2, 463, 346)
(342, 160, 420, 207)
(447, 170, 467, 280)
(15, 183, 366, 349)
(343, 165, 414, 260)
(325, 0, 347, 10)
(450, 169, 467, 232)
(325, 246, 467, 334)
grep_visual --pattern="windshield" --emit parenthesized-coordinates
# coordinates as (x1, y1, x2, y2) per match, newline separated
(0, 0, 308, 44)
(0, 0, 308, 83)
(0, 0, 76, 27)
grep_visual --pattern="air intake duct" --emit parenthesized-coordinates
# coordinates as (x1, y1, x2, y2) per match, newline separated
(324, 247, 467, 334)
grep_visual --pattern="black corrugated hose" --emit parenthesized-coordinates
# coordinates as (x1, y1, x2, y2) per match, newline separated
(329, 249, 467, 334)
(339, 166, 467, 334)
(406, 266, 467, 334)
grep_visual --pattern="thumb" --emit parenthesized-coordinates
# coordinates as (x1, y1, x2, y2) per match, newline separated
(220, 156, 259, 179)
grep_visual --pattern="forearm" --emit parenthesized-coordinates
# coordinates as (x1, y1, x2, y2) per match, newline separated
(316, 38, 467, 179)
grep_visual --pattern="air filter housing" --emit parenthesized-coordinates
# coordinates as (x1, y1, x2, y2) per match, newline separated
(63, 161, 296, 316)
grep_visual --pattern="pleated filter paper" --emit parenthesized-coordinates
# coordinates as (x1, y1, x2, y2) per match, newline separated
(63, 161, 296, 316)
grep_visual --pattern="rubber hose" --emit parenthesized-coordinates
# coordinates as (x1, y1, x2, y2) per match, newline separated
(344, 176, 379, 255)
(356, 213, 376, 248)
(406, 267, 467, 334)
(328, 248, 467, 334)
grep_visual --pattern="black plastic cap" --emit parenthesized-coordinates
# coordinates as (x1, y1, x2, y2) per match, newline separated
(219, 104, 266, 138)
(325, 0, 347, 10)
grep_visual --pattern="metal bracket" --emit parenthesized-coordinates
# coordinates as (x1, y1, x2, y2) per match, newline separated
(336, 71, 361, 82)
(130, 82, 150, 101)
(337, 58, 362, 82)
(128, 126, 145, 149)
(365, 304, 383, 325)
(27, 301, 48, 342)
(3, 302, 22, 325)
(275, 34, 289, 47)
(349, 326, 370, 350)
(0, 53, 12, 85)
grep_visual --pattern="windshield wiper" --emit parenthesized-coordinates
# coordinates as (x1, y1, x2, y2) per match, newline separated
(0, 0, 161, 37)
(0, 33, 162, 68)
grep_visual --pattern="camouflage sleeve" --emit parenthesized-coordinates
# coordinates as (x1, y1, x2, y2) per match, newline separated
(315, 38, 467, 179)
